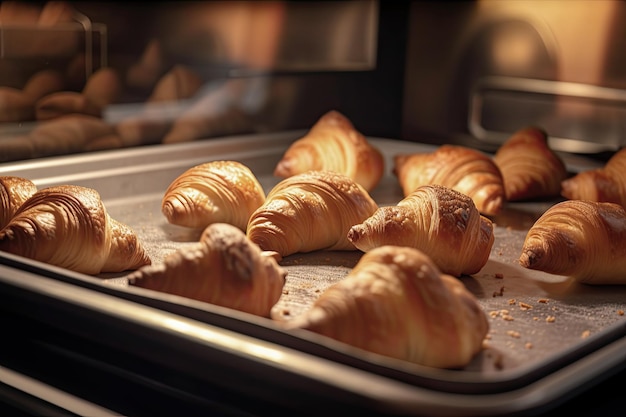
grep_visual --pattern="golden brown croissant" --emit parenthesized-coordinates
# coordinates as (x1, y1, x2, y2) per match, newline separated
(35, 67, 122, 120)
(0, 185, 151, 274)
(147, 65, 203, 103)
(126, 38, 166, 92)
(162, 106, 254, 144)
(273, 110, 385, 192)
(393, 145, 505, 216)
(561, 148, 626, 208)
(0, 114, 119, 162)
(23, 69, 66, 102)
(283, 245, 489, 369)
(493, 126, 568, 201)
(519, 200, 626, 285)
(348, 184, 494, 276)
(0, 176, 37, 229)
(162, 160, 266, 231)
(127, 223, 286, 317)
(247, 170, 378, 257)
(115, 65, 203, 147)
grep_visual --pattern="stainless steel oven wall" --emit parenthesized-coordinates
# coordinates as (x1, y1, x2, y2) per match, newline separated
(402, 0, 626, 153)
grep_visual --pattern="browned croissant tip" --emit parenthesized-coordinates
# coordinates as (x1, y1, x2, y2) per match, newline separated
(518, 250, 539, 269)
(346, 226, 363, 244)
(273, 159, 293, 177)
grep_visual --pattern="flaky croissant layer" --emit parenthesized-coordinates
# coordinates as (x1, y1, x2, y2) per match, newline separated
(519, 200, 626, 284)
(273, 110, 385, 192)
(393, 144, 505, 216)
(493, 126, 567, 201)
(284, 245, 489, 369)
(561, 147, 626, 208)
(247, 170, 378, 257)
(127, 223, 286, 317)
(348, 184, 494, 276)
(162, 160, 266, 230)
(0, 185, 151, 274)
(0, 176, 38, 229)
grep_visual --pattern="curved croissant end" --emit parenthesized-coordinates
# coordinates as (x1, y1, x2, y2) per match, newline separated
(284, 245, 489, 369)
(519, 200, 626, 284)
(348, 184, 494, 276)
(247, 170, 378, 257)
(128, 223, 286, 317)
(561, 148, 626, 208)
(273, 110, 385, 192)
(162, 160, 266, 230)
(0, 176, 37, 229)
(393, 145, 504, 216)
(0, 185, 151, 274)
(494, 126, 568, 201)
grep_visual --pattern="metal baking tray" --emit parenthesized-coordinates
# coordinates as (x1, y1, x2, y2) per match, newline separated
(1, 132, 625, 416)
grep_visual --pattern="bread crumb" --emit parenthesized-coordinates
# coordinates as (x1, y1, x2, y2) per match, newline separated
(581, 330, 591, 339)
(546, 316, 556, 323)
(618, 310, 624, 316)
(495, 272, 504, 279)
(508, 298, 516, 305)
(502, 314, 514, 321)
(524, 342, 533, 349)
(519, 302, 533, 310)
(538, 298, 549, 304)
(506, 330, 521, 338)
(492, 286, 505, 297)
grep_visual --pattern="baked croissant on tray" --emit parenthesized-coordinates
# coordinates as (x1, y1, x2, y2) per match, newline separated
(282, 245, 489, 369)
(393, 144, 505, 216)
(246, 170, 378, 258)
(0, 176, 37, 229)
(127, 223, 287, 317)
(493, 126, 568, 201)
(519, 200, 626, 285)
(0, 185, 151, 274)
(348, 184, 494, 277)
(162, 160, 266, 231)
(561, 147, 626, 208)
(273, 110, 385, 192)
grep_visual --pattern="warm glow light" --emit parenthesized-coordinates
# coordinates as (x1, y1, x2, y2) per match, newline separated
(478, 0, 618, 85)
(162, 317, 286, 363)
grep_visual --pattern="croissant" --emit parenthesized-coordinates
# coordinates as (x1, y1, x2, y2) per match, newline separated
(519, 200, 626, 285)
(162, 160, 266, 231)
(127, 223, 286, 317)
(283, 245, 489, 369)
(393, 145, 505, 216)
(0, 114, 119, 162)
(0, 185, 151, 274)
(115, 65, 203, 147)
(273, 110, 385, 192)
(247, 170, 378, 257)
(561, 148, 626, 208)
(493, 126, 568, 201)
(348, 184, 494, 276)
(147, 65, 203, 103)
(0, 176, 37, 229)
(162, 106, 254, 144)
(23, 69, 66, 102)
(35, 67, 122, 120)
(126, 38, 166, 92)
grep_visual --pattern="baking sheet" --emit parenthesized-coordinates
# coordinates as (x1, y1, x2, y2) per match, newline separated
(1, 132, 625, 413)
